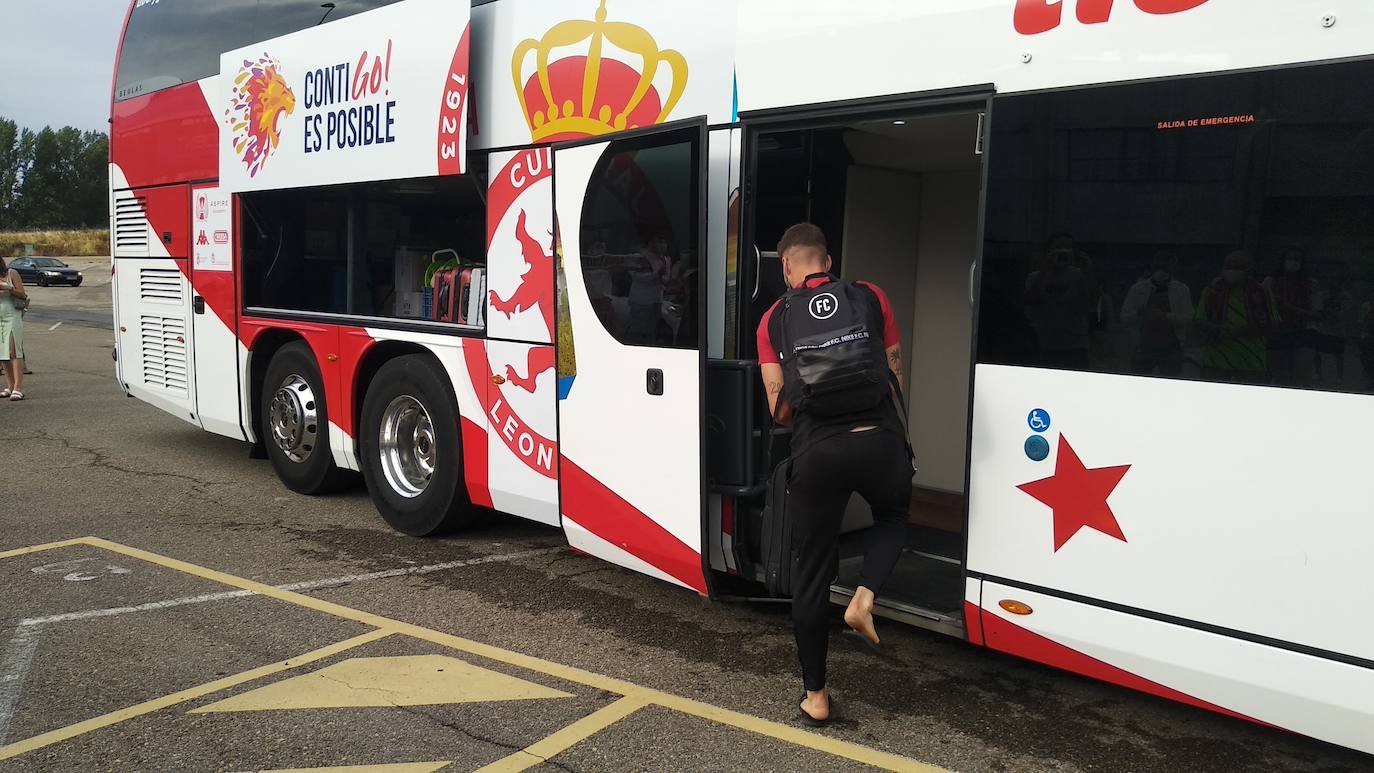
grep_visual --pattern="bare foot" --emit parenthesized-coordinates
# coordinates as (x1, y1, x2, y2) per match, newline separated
(844, 586, 880, 646)
(800, 689, 829, 721)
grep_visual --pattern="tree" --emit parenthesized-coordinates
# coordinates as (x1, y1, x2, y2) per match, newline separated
(0, 118, 18, 228)
(0, 117, 109, 230)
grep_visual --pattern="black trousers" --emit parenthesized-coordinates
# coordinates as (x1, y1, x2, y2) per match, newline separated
(787, 427, 912, 692)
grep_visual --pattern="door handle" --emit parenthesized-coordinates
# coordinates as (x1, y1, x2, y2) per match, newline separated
(968, 261, 977, 308)
(646, 368, 664, 396)
(193, 296, 205, 315)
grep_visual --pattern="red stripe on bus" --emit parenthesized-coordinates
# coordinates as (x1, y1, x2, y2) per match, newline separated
(560, 458, 707, 595)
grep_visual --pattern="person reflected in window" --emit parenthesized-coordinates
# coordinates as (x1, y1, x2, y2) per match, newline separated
(1312, 260, 1355, 387)
(1262, 245, 1322, 386)
(1121, 251, 1193, 377)
(626, 235, 672, 345)
(1195, 250, 1279, 384)
(1024, 233, 1094, 370)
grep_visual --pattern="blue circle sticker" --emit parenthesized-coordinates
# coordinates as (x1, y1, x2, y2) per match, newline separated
(1027, 408, 1051, 433)
(1025, 435, 1051, 462)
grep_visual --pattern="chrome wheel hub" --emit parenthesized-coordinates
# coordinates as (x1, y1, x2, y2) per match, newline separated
(269, 374, 318, 463)
(379, 395, 435, 498)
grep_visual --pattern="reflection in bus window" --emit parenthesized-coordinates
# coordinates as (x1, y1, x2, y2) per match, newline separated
(978, 59, 1374, 396)
(115, 0, 407, 102)
(578, 127, 701, 350)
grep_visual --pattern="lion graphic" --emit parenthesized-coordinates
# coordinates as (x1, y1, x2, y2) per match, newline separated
(227, 55, 296, 177)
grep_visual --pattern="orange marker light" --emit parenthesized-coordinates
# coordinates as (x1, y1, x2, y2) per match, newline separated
(491, 374, 507, 385)
(999, 599, 1034, 616)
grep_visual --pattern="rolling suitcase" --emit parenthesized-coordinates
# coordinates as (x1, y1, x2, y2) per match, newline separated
(760, 458, 794, 597)
(458, 267, 485, 326)
(431, 267, 460, 323)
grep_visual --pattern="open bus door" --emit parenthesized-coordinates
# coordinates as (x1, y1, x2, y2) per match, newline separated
(552, 119, 711, 595)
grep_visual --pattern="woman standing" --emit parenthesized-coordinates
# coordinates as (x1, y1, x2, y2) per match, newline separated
(0, 257, 29, 400)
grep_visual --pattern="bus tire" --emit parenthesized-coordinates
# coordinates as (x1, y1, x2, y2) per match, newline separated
(261, 341, 351, 495)
(359, 354, 475, 536)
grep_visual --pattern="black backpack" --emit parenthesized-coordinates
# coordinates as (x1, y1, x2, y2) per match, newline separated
(772, 278, 889, 418)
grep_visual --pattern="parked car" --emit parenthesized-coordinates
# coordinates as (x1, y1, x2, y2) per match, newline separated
(10, 257, 83, 287)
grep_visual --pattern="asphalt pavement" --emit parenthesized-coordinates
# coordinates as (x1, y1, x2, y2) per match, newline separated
(0, 268, 1368, 772)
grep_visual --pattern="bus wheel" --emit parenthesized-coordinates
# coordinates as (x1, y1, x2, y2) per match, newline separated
(359, 354, 475, 536)
(261, 342, 350, 494)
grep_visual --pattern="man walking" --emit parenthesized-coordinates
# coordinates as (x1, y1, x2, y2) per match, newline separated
(755, 223, 912, 725)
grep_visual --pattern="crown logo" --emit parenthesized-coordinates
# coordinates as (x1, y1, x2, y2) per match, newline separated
(511, 0, 688, 143)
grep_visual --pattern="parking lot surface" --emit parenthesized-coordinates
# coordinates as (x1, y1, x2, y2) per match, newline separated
(0, 278, 1369, 772)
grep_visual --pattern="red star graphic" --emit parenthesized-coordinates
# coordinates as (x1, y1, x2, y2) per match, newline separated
(1018, 435, 1130, 552)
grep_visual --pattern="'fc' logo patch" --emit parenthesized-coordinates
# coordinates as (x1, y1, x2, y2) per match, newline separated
(809, 293, 839, 320)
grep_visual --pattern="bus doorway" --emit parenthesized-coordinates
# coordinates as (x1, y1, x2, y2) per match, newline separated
(742, 108, 985, 636)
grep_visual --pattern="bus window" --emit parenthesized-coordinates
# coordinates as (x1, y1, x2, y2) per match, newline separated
(577, 127, 702, 350)
(115, 0, 259, 102)
(115, 0, 409, 103)
(255, 0, 406, 43)
(977, 58, 1374, 396)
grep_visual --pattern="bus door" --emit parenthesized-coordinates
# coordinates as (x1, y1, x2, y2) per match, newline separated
(188, 183, 246, 440)
(553, 119, 710, 594)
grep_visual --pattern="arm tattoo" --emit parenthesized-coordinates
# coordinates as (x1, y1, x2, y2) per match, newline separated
(888, 349, 902, 369)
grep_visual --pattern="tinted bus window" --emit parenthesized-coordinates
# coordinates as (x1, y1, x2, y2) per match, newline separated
(116, 0, 259, 102)
(115, 0, 407, 103)
(578, 127, 702, 350)
(977, 59, 1374, 395)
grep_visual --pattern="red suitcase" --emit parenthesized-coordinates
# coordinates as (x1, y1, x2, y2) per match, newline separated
(432, 267, 485, 325)
(432, 267, 461, 323)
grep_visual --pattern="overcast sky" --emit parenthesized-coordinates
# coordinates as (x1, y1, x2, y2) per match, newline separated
(1, 1, 129, 133)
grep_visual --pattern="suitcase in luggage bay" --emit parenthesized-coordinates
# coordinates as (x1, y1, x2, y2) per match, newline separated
(431, 267, 460, 323)
(432, 266, 486, 325)
(459, 267, 485, 326)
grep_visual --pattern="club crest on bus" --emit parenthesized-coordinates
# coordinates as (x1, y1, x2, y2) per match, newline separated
(226, 54, 296, 177)
(512, 0, 688, 143)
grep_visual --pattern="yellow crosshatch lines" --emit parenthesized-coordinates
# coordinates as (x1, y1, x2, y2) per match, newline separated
(0, 629, 393, 761)
(0, 537, 941, 772)
(194, 654, 573, 712)
(262, 764, 453, 773)
(474, 695, 650, 773)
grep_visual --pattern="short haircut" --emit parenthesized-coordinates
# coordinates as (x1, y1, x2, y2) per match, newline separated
(777, 223, 827, 260)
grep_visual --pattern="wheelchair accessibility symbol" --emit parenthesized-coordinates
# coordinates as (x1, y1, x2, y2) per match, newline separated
(1027, 409, 1051, 433)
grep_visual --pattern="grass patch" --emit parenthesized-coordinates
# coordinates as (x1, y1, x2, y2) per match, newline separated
(0, 229, 109, 257)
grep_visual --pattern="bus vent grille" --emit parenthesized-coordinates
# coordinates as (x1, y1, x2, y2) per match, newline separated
(140, 315, 188, 394)
(114, 192, 150, 257)
(139, 267, 183, 304)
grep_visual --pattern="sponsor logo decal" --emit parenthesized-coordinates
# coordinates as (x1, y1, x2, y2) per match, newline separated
(226, 54, 296, 177)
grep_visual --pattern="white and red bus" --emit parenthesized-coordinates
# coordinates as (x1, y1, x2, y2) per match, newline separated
(110, 0, 1374, 753)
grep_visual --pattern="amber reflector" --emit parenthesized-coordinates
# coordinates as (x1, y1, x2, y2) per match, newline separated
(999, 599, 1033, 616)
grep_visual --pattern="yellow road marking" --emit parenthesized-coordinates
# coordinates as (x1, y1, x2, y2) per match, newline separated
(262, 763, 452, 773)
(0, 629, 392, 761)
(473, 695, 650, 773)
(22, 538, 938, 772)
(194, 654, 571, 713)
(0, 539, 88, 560)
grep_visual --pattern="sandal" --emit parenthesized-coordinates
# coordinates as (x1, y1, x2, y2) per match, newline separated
(797, 694, 840, 727)
(0, 389, 10, 399)
(9, 390, 23, 401)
